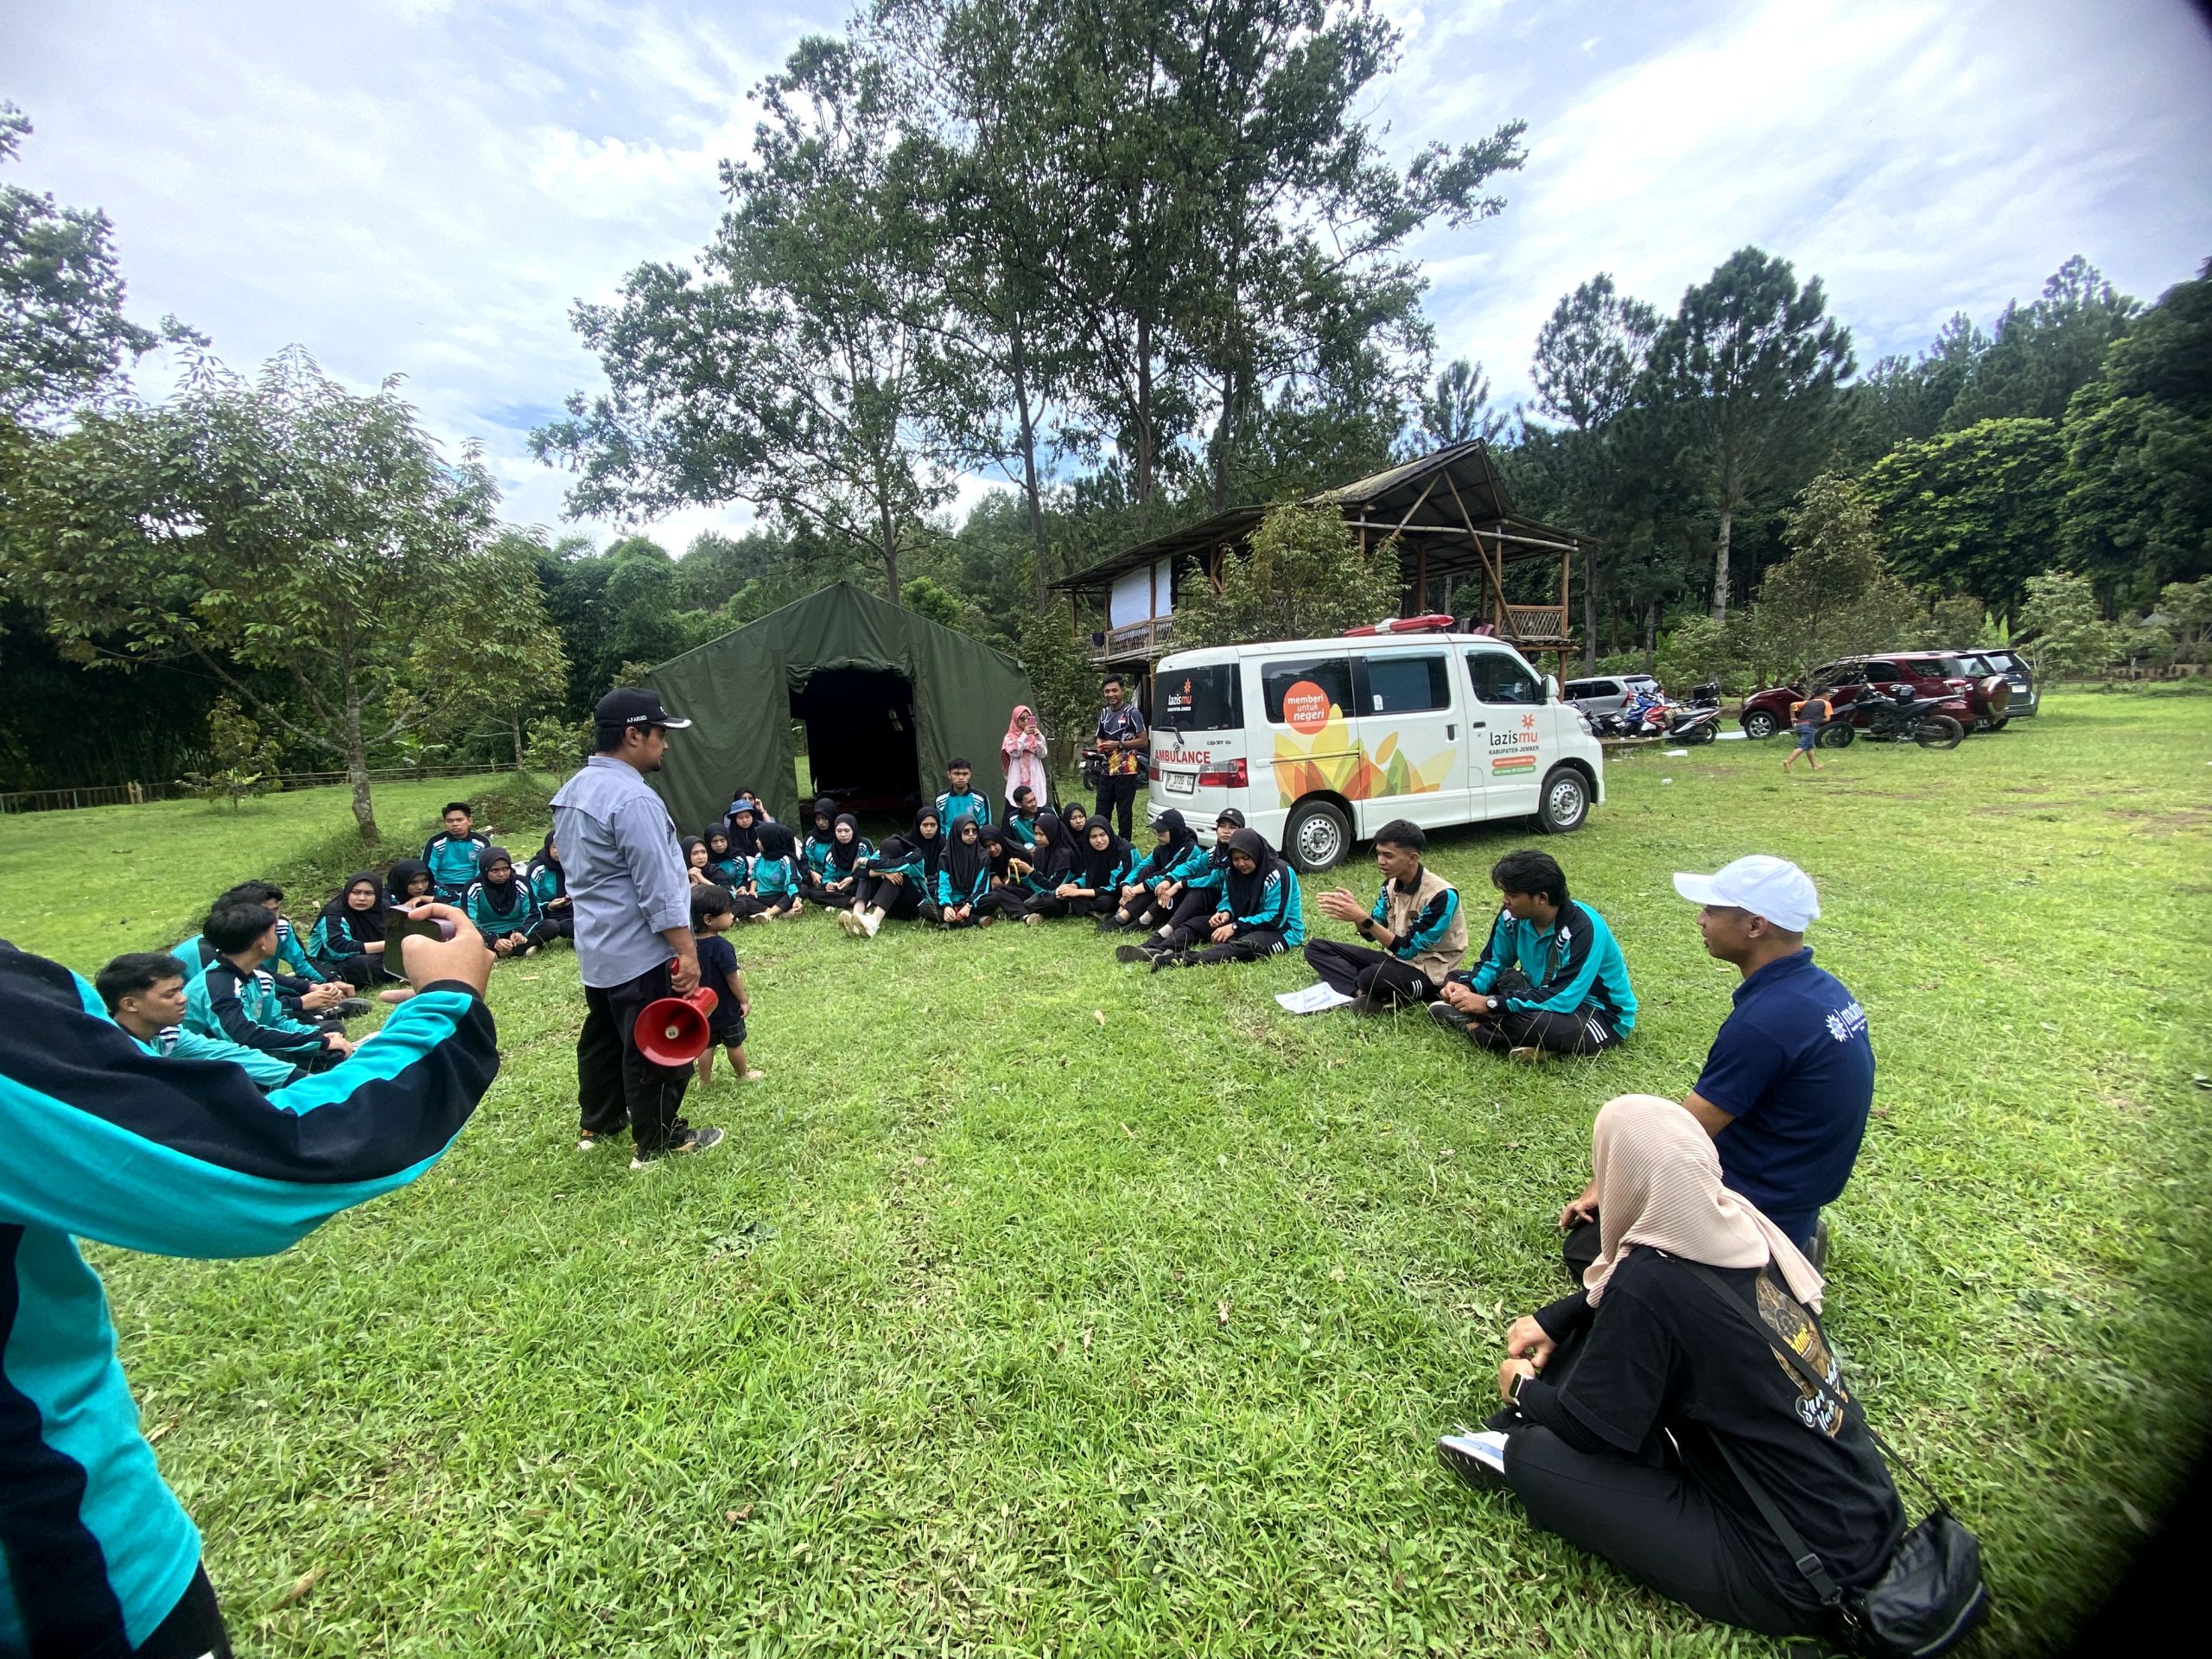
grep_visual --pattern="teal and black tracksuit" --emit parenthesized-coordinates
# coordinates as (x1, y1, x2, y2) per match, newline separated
(171, 926, 321, 1017)
(1166, 829, 1303, 963)
(307, 908, 397, 989)
(935, 788, 991, 829)
(0, 943, 496, 1656)
(422, 831, 490, 901)
(750, 855, 801, 914)
(1448, 899, 1637, 1054)
(856, 837, 925, 919)
(130, 1021, 304, 1093)
(185, 960, 334, 1072)
(525, 842, 575, 941)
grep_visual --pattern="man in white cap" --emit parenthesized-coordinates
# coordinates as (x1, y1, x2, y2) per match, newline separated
(1557, 855, 1872, 1268)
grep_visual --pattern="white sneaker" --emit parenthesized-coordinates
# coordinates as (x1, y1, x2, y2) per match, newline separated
(836, 907, 863, 937)
(861, 910, 882, 937)
(1436, 1428, 1510, 1491)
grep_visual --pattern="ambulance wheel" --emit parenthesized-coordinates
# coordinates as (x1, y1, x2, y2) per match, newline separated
(1283, 800, 1351, 873)
(1535, 767, 1589, 835)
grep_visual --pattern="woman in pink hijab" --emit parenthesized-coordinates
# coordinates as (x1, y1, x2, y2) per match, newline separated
(1001, 704, 1049, 811)
(1437, 1094, 1904, 1640)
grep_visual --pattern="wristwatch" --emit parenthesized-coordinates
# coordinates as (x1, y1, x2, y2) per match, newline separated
(1511, 1366, 1532, 1403)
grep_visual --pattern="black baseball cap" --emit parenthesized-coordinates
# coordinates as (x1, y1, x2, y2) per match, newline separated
(594, 688, 692, 730)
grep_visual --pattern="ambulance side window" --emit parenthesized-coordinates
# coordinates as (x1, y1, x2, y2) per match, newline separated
(1466, 652, 1541, 706)
(1359, 653, 1451, 715)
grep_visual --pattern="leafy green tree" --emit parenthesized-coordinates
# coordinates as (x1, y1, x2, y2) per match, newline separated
(1948, 256, 2138, 429)
(536, 38, 955, 601)
(899, 575, 963, 630)
(2060, 258, 2211, 602)
(1748, 473, 1921, 680)
(1841, 312, 1988, 463)
(178, 696, 278, 810)
(2015, 568, 2117, 684)
(2155, 578, 2211, 664)
(1416, 359, 1507, 447)
(0, 104, 167, 421)
(1648, 247, 1855, 625)
(1016, 604, 1097, 766)
(1926, 592, 1994, 647)
(1, 348, 566, 839)
(1173, 500, 1400, 647)
(1529, 272, 1661, 664)
(1861, 416, 2067, 613)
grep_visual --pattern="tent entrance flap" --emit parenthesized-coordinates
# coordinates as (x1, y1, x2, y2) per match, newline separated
(791, 665, 920, 811)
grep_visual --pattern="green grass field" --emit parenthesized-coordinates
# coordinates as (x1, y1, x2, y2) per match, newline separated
(4, 697, 2209, 1656)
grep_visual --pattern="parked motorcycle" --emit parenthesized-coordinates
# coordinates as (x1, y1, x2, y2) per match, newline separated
(1665, 704, 1721, 744)
(1817, 687, 1965, 751)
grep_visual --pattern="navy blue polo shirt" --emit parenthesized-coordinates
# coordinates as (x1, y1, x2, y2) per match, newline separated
(1693, 949, 1874, 1238)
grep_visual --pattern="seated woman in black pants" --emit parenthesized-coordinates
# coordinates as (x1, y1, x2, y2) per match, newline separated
(1438, 1093, 1904, 1640)
(1117, 808, 1243, 960)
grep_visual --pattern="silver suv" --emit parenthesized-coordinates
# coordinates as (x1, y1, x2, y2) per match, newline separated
(1561, 673, 1662, 719)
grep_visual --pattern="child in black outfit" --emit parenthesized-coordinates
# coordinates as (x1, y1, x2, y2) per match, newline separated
(690, 886, 762, 1086)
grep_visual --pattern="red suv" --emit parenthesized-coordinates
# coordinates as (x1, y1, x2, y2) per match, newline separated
(1739, 653, 2013, 739)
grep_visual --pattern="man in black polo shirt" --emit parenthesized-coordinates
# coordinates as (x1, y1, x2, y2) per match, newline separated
(1092, 673, 1148, 840)
(1558, 855, 1872, 1269)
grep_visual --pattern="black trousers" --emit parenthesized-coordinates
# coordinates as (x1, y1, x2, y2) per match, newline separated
(802, 877, 861, 909)
(577, 960, 693, 1153)
(137, 1563, 232, 1658)
(858, 874, 921, 918)
(1181, 925, 1288, 965)
(1503, 1327, 1826, 1638)
(1094, 772, 1141, 839)
(1469, 1006, 1622, 1056)
(536, 912, 576, 941)
(324, 952, 399, 989)
(1302, 938, 1437, 1004)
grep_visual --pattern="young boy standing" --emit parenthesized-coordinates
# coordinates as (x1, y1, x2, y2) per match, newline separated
(691, 887, 762, 1085)
(186, 901, 354, 1072)
(97, 950, 308, 1091)
(423, 802, 492, 899)
(936, 759, 991, 830)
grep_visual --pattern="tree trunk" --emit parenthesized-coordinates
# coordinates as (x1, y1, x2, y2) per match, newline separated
(880, 499, 901, 604)
(1643, 599, 1658, 674)
(1581, 545, 1600, 672)
(345, 687, 378, 841)
(1710, 505, 1733, 625)
(1011, 322, 1051, 609)
(1134, 314, 1154, 505)
(512, 711, 524, 772)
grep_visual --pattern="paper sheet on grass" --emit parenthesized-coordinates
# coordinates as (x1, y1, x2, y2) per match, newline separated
(1276, 981, 1357, 1014)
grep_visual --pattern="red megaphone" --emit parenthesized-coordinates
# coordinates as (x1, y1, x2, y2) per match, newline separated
(634, 984, 720, 1067)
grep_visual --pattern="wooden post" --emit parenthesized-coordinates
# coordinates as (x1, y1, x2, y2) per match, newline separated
(1415, 543, 1428, 612)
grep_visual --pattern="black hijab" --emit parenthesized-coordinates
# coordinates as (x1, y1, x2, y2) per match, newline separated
(703, 825, 734, 863)
(977, 823, 1017, 882)
(323, 872, 387, 944)
(912, 806, 945, 877)
(680, 836, 707, 878)
(827, 812, 864, 873)
(1139, 809, 1197, 880)
(944, 815, 988, 891)
(532, 834, 565, 898)
(875, 833, 914, 872)
(725, 804, 761, 859)
(809, 796, 838, 840)
(476, 844, 526, 916)
(1026, 811, 1073, 883)
(1058, 800, 1090, 835)
(1079, 823, 1131, 888)
(757, 821, 798, 868)
(1220, 827, 1280, 917)
(385, 857, 432, 906)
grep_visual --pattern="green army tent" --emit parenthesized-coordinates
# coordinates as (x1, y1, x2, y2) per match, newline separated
(643, 582, 1038, 832)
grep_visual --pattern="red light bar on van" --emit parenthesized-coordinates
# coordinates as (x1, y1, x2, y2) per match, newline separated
(1344, 613, 1456, 636)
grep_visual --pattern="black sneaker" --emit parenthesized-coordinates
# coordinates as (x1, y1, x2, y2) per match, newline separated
(1114, 943, 1156, 964)
(1148, 950, 1186, 973)
(630, 1126, 726, 1169)
(335, 996, 372, 1019)
(1351, 992, 1394, 1018)
(1811, 1215, 1831, 1273)
(1427, 1000, 1473, 1032)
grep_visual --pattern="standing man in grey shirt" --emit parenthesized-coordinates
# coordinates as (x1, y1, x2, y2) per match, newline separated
(550, 688, 725, 1166)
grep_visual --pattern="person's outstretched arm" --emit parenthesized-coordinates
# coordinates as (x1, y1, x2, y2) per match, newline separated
(0, 941, 498, 1260)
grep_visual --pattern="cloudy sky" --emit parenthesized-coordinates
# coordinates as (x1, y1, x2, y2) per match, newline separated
(10, 0, 2211, 550)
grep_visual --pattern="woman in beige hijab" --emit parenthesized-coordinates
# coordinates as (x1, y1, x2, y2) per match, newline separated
(1438, 1095, 1903, 1640)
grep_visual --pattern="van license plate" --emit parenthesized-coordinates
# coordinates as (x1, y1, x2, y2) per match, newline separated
(1165, 771, 1196, 795)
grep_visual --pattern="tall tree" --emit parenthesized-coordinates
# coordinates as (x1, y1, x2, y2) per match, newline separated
(535, 38, 954, 601)
(1750, 473, 1920, 679)
(1416, 359, 1508, 447)
(1841, 311, 1988, 462)
(1, 349, 565, 838)
(2060, 257, 2211, 603)
(1861, 416, 2067, 614)
(1648, 247, 1854, 624)
(1946, 255, 2138, 429)
(0, 104, 165, 422)
(1530, 273, 1660, 664)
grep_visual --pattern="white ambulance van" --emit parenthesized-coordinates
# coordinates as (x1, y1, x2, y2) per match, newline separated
(1145, 620, 1605, 871)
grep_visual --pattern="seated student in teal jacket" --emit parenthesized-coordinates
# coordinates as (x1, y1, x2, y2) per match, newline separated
(1004, 785, 1040, 854)
(308, 872, 406, 993)
(173, 879, 355, 1020)
(1432, 848, 1637, 1059)
(1011, 810, 1079, 921)
(185, 900, 351, 1073)
(1062, 820, 1137, 920)
(933, 815, 995, 927)
(1122, 808, 1246, 959)
(0, 925, 496, 1659)
(524, 834, 575, 944)
(423, 801, 492, 899)
(702, 824, 747, 888)
(1145, 827, 1303, 970)
(98, 950, 308, 1092)
(745, 822, 804, 918)
(461, 845, 552, 958)
(1101, 807, 1205, 933)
